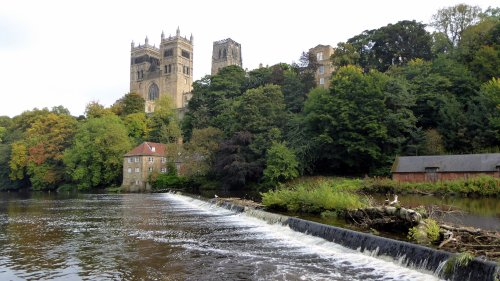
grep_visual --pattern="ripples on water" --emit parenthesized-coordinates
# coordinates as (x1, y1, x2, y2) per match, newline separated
(0, 193, 443, 280)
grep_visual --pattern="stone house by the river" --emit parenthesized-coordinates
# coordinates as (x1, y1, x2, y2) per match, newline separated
(391, 153, 500, 183)
(122, 142, 182, 192)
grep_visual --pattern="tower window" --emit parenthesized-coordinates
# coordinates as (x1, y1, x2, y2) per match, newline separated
(319, 65, 325, 74)
(148, 83, 159, 101)
(319, 78, 325, 85)
(223, 49, 227, 58)
(164, 64, 172, 74)
(317, 52, 323, 61)
(164, 48, 173, 57)
(182, 50, 190, 59)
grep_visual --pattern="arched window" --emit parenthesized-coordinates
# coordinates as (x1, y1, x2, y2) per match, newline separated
(223, 48, 227, 58)
(148, 83, 159, 101)
(218, 49, 222, 59)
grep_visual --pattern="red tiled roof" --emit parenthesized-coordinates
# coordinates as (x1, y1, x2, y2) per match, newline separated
(124, 142, 167, 157)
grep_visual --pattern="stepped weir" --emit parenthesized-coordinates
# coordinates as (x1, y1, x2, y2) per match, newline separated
(211, 196, 498, 281)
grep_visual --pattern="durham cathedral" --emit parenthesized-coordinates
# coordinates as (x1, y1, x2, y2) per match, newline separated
(130, 27, 242, 113)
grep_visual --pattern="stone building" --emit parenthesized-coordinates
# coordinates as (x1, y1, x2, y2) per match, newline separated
(211, 38, 242, 75)
(130, 27, 193, 113)
(391, 153, 500, 183)
(309, 44, 335, 89)
(122, 142, 182, 192)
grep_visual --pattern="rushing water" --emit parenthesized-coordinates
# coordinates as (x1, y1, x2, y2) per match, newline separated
(0, 192, 443, 281)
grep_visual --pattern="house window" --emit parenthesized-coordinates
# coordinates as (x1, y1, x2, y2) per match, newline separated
(317, 52, 323, 61)
(127, 168, 132, 173)
(148, 167, 153, 173)
(319, 78, 325, 85)
(127, 158, 132, 163)
(161, 157, 166, 163)
(135, 168, 140, 173)
(425, 167, 439, 182)
(134, 157, 140, 163)
(319, 65, 325, 74)
(148, 157, 154, 163)
(161, 168, 167, 173)
(135, 180, 141, 185)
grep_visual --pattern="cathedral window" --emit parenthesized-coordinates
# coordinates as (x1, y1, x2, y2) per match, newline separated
(148, 83, 159, 101)
(164, 48, 173, 57)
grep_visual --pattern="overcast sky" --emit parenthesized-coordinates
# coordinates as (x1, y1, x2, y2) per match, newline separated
(0, 0, 497, 117)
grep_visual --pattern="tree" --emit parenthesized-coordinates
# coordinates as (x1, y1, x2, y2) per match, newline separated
(431, 4, 482, 45)
(64, 115, 132, 190)
(7, 113, 78, 190)
(9, 142, 27, 181)
(123, 112, 149, 144)
(214, 131, 262, 189)
(183, 127, 223, 177)
(263, 142, 299, 185)
(347, 21, 432, 72)
(148, 95, 181, 143)
(85, 101, 114, 119)
(231, 84, 287, 156)
(0, 127, 5, 143)
(112, 92, 145, 116)
(469, 45, 500, 82)
(304, 66, 417, 174)
(465, 78, 500, 151)
(422, 129, 446, 155)
(330, 42, 360, 68)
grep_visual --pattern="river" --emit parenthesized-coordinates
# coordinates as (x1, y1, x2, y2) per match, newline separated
(0, 192, 442, 280)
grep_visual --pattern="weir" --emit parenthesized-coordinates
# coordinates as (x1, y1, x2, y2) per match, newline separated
(205, 196, 498, 281)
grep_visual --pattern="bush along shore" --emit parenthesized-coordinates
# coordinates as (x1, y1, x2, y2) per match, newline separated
(259, 176, 500, 261)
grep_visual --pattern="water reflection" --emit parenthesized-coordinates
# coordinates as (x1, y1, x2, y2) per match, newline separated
(371, 194, 500, 231)
(0, 192, 441, 280)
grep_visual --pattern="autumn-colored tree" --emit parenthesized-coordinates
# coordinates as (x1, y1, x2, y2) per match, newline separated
(64, 115, 132, 190)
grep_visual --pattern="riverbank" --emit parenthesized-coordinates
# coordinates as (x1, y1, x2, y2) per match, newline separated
(256, 176, 500, 262)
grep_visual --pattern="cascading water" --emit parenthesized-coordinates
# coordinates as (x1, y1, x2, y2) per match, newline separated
(164, 193, 443, 281)
(0, 192, 496, 281)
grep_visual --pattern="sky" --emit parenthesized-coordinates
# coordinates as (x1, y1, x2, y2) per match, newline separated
(0, 0, 497, 117)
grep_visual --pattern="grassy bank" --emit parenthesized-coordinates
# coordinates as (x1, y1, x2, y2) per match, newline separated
(261, 179, 367, 213)
(260, 175, 500, 213)
(361, 175, 499, 197)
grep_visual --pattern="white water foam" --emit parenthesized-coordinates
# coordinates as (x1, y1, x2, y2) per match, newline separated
(160, 193, 444, 281)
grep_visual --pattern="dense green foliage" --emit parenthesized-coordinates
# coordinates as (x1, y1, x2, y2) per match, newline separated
(63, 115, 132, 190)
(1, 4, 498, 192)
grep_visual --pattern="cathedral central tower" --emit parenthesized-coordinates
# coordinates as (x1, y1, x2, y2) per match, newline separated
(130, 27, 193, 113)
(211, 38, 242, 75)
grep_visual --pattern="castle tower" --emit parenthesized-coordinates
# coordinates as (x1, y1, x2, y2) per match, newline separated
(130, 28, 193, 113)
(309, 44, 335, 89)
(211, 38, 242, 75)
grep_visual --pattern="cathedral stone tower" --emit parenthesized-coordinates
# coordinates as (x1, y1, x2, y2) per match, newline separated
(130, 27, 193, 113)
(211, 38, 242, 75)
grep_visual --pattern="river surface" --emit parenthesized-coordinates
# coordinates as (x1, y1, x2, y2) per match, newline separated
(371, 194, 500, 231)
(0, 192, 442, 281)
